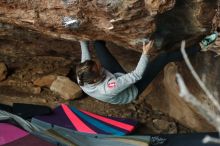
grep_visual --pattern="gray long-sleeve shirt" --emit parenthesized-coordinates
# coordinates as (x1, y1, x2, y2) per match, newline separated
(78, 41, 149, 104)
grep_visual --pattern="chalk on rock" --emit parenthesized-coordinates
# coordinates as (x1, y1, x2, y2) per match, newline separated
(50, 76, 82, 100)
(62, 16, 80, 29)
(62, 0, 78, 5)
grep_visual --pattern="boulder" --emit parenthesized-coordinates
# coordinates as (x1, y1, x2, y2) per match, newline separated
(145, 62, 216, 132)
(152, 119, 177, 134)
(0, 0, 219, 133)
(33, 75, 57, 88)
(50, 76, 82, 100)
(0, 0, 217, 50)
(31, 86, 42, 94)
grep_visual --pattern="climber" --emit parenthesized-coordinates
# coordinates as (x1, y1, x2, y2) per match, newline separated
(76, 32, 218, 104)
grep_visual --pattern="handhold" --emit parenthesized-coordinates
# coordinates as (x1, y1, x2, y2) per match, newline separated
(62, 0, 78, 5)
(107, 26, 114, 30)
(62, 16, 80, 29)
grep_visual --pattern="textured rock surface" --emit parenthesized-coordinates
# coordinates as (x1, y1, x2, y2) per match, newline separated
(50, 76, 82, 100)
(0, 62, 7, 81)
(0, 0, 217, 51)
(0, 0, 219, 133)
(144, 63, 216, 132)
(33, 75, 57, 88)
(0, 35, 218, 133)
(153, 119, 177, 134)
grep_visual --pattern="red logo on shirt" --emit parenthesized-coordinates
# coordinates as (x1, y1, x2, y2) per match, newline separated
(108, 82, 116, 89)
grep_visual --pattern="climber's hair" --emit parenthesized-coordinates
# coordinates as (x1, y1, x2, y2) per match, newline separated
(76, 60, 104, 86)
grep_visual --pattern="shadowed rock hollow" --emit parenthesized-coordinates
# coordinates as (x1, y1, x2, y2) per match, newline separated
(0, 0, 219, 133)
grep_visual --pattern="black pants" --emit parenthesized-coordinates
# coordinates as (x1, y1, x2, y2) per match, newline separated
(94, 41, 200, 95)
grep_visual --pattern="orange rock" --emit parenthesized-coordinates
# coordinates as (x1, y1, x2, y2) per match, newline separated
(33, 75, 57, 87)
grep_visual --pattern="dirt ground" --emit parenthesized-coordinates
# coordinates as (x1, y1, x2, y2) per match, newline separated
(0, 36, 193, 134)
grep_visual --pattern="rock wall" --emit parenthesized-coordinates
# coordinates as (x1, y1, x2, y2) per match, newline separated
(0, 0, 217, 50)
(0, 0, 219, 132)
(142, 62, 216, 132)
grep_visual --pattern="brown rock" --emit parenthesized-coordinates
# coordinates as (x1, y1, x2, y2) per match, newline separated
(50, 76, 82, 100)
(0, 1, 216, 50)
(33, 75, 57, 87)
(145, 63, 216, 132)
(31, 86, 41, 94)
(0, 62, 7, 81)
(0, 0, 219, 134)
(153, 119, 177, 134)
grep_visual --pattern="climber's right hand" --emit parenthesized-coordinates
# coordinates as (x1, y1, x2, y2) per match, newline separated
(143, 40, 154, 55)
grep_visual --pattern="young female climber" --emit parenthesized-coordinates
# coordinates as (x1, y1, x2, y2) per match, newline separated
(76, 32, 218, 104)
